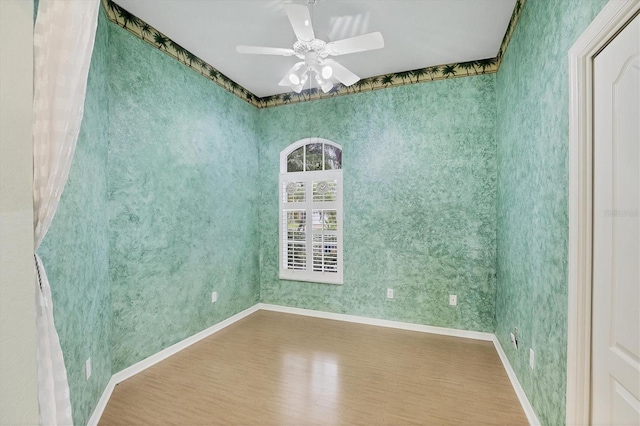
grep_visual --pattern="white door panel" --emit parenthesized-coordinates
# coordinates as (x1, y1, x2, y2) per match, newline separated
(592, 13, 640, 426)
(612, 379, 640, 426)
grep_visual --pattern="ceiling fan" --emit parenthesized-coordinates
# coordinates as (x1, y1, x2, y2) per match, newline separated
(236, 2, 384, 94)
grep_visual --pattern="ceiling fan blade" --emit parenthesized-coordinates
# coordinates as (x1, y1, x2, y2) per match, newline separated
(284, 3, 315, 42)
(278, 62, 305, 86)
(236, 45, 295, 56)
(326, 32, 384, 56)
(324, 59, 360, 87)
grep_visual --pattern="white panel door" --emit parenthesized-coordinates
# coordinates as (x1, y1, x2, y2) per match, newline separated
(592, 13, 640, 426)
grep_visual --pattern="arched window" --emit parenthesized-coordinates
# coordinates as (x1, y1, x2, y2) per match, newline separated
(279, 138, 343, 284)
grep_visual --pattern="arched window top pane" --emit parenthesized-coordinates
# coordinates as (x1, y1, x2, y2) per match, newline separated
(324, 143, 342, 170)
(287, 146, 304, 172)
(305, 143, 323, 171)
(281, 138, 342, 173)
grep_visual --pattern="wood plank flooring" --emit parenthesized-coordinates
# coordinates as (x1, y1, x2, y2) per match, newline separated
(99, 311, 527, 425)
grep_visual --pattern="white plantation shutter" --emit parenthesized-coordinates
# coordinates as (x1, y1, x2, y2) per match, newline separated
(312, 217, 338, 272)
(283, 209, 306, 270)
(279, 139, 343, 285)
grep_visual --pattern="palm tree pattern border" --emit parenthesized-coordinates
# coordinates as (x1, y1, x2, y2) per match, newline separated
(102, 0, 525, 109)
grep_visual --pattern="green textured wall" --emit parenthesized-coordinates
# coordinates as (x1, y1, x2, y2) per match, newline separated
(258, 76, 498, 332)
(37, 8, 112, 426)
(495, 0, 607, 424)
(107, 22, 261, 372)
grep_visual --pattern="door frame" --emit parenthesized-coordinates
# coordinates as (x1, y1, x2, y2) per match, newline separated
(567, 1, 640, 424)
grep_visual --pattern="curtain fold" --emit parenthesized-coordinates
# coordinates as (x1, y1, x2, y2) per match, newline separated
(33, 0, 100, 424)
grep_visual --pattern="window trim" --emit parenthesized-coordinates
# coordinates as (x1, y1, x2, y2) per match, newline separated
(279, 138, 343, 285)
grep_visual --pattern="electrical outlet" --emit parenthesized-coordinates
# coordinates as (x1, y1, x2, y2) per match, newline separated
(529, 348, 535, 369)
(85, 358, 92, 380)
(211, 291, 217, 303)
(386, 288, 394, 299)
(449, 294, 457, 306)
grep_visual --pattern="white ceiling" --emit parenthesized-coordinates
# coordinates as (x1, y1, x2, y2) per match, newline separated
(112, 0, 517, 98)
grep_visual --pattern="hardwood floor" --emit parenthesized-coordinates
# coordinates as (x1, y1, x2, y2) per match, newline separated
(99, 311, 527, 425)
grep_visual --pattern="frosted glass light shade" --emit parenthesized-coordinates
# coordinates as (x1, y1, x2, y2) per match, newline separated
(322, 65, 333, 79)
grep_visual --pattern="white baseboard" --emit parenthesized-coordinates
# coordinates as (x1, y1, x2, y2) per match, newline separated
(88, 302, 539, 426)
(492, 336, 541, 425)
(258, 303, 494, 341)
(110, 304, 260, 384)
(87, 303, 260, 425)
(87, 376, 117, 426)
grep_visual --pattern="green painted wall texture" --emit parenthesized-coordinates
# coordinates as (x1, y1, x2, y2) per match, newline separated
(258, 76, 498, 332)
(107, 22, 261, 372)
(38, 8, 112, 426)
(495, 0, 607, 424)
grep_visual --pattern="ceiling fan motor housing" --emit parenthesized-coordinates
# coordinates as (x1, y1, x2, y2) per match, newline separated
(293, 39, 329, 59)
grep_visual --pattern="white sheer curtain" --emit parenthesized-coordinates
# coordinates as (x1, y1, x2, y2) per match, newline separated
(33, 0, 100, 424)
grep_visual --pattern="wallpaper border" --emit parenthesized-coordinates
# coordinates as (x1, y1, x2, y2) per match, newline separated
(103, 0, 525, 109)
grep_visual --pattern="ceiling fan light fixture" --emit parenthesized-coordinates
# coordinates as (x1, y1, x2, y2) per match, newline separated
(319, 79, 333, 93)
(290, 71, 309, 93)
(314, 73, 333, 93)
(289, 74, 300, 85)
(287, 65, 307, 86)
(321, 65, 333, 80)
